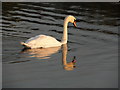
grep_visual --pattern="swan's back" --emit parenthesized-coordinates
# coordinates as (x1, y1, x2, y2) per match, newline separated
(24, 35, 62, 48)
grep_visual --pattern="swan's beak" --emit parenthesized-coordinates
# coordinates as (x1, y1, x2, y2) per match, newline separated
(73, 20, 77, 27)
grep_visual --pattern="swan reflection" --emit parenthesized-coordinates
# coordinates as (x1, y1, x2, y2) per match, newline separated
(62, 44, 76, 71)
(21, 46, 61, 59)
(11, 44, 76, 71)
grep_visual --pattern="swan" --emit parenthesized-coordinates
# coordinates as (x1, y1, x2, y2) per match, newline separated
(21, 15, 77, 49)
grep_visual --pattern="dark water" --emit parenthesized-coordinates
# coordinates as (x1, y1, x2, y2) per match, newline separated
(2, 2, 119, 88)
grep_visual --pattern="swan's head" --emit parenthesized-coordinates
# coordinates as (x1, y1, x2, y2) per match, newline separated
(65, 15, 77, 27)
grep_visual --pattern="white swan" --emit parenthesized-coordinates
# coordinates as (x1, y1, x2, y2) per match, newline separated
(21, 15, 77, 49)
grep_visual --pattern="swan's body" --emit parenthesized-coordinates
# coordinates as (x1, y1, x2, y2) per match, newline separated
(21, 15, 76, 49)
(21, 35, 62, 48)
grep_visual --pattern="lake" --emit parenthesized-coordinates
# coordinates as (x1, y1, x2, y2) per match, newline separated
(2, 2, 119, 88)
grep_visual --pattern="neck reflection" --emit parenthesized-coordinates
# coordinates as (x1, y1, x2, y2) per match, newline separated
(62, 44, 76, 71)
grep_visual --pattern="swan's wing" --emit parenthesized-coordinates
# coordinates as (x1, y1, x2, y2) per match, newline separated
(25, 35, 61, 48)
(25, 35, 46, 43)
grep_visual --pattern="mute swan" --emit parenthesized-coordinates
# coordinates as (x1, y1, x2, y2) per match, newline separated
(21, 15, 77, 49)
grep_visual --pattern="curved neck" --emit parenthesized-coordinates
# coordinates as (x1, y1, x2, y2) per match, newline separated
(61, 19, 68, 44)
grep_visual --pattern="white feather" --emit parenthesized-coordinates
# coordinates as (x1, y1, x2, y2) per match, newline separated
(24, 35, 61, 48)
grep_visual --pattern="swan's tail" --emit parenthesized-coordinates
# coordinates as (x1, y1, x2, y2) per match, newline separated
(20, 42, 31, 48)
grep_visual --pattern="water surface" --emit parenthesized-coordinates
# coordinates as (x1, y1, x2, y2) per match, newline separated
(2, 2, 119, 88)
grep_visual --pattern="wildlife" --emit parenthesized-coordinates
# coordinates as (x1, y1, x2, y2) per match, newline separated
(21, 15, 77, 49)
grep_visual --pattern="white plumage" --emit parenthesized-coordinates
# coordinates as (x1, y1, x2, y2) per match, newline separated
(21, 35, 62, 48)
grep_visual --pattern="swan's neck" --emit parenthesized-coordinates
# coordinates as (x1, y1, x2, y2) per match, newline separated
(61, 19, 68, 44)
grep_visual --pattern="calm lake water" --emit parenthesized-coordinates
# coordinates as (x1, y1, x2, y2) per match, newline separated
(2, 2, 119, 88)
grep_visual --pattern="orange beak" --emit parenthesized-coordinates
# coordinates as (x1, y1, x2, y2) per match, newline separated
(73, 20, 77, 27)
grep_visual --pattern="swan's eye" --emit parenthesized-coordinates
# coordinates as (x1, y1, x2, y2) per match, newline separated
(74, 19, 77, 22)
